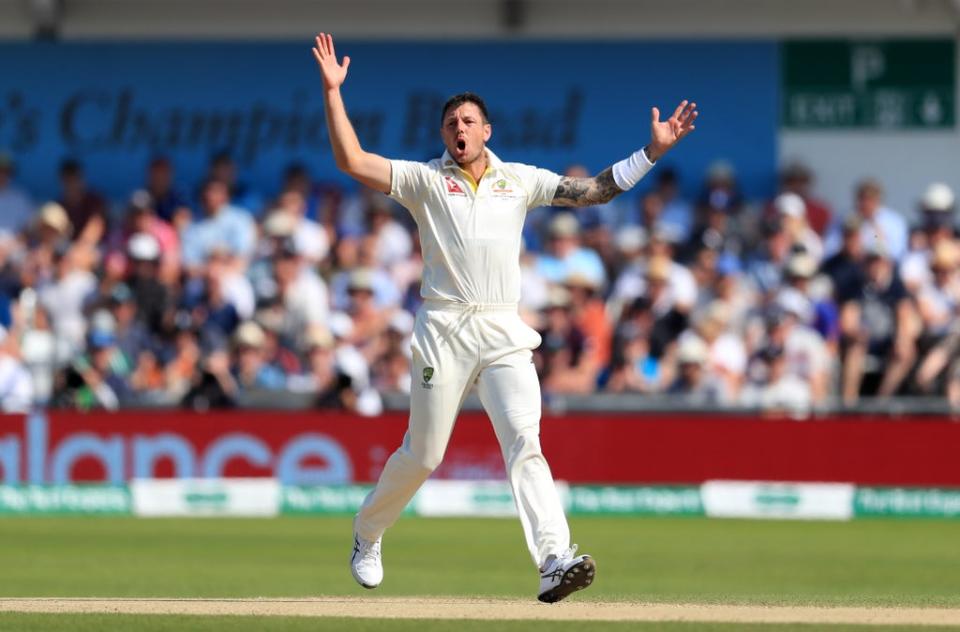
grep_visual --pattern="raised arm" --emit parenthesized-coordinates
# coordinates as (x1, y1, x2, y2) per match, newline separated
(552, 100, 698, 207)
(312, 33, 391, 194)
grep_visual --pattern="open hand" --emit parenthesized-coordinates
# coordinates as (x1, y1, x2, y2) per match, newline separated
(648, 100, 697, 161)
(312, 32, 350, 90)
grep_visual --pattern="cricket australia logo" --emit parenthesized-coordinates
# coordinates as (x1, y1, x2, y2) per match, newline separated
(421, 366, 435, 389)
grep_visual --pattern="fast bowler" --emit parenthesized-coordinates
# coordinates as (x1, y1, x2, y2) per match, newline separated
(312, 33, 697, 603)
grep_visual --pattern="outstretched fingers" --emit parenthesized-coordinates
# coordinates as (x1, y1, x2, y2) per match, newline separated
(670, 100, 688, 120)
(315, 33, 329, 58)
(326, 33, 336, 59)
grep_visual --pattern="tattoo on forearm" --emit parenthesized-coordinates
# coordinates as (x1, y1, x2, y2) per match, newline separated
(552, 167, 624, 207)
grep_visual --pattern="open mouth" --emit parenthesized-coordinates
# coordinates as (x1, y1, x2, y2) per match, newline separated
(456, 139, 466, 151)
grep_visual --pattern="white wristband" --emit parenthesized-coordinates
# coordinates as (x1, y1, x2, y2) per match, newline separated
(611, 147, 656, 191)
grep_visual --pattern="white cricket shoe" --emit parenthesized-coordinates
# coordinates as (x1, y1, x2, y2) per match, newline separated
(537, 545, 596, 603)
(350, 533, 383, 589)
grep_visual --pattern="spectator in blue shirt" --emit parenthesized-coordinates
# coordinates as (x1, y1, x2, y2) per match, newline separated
(826, 179, 908, 262)
(534, 213, 606, 289)
(181, 179, 256, 272)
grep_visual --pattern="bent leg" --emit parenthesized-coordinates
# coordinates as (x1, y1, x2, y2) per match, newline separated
(477, 349, 570, 567)
(355, 335, 478, 541)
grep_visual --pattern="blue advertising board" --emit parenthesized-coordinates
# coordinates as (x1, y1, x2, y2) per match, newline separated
(0, 40, 777, 203)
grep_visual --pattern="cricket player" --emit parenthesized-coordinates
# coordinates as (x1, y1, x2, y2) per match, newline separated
(312, 33, 697, 603)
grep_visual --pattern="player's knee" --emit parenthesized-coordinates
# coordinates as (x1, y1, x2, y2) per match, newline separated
(398, 444, 443, 474)
(505, 430, 544, 465)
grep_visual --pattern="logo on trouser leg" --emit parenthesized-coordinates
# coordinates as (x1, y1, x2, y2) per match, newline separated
(421, 367, 434, 389)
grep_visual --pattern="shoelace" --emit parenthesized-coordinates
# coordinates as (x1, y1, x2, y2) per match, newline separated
(353, 536, 381, 564)
(541, 544, 579, 579)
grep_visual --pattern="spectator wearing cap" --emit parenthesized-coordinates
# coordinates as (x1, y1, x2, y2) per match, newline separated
(288, 325, 338, 394)
(534, 286, 598, 394)
(345, 267, 393, 358)
(780, 251, 838, 344)
(55, 327, 132, 410)
(915, 240, 960, 341)
(778, 161, 832, 236)
(371, 311, 414, 394)
(821, 215, 865, 303)
(611, 229, 697, 320)
(763, 296, 831, 406)
(270, 189, 330, 264)
(126, 232, 172, 336)
(740, 344, 812, 416)
(826, 179, 908, 262)
(665, 335, 725, 404)
(685, 301, 746, 402)
(775, 192, 823, 262)
(698, 254, 754, 336)
(232, 321, 286, 391)
(0, 152, 34, 239)
(899, 183, 956, 293)
(144, 156, 191, 228)
(21, 203, 72, 293)
(107, 190, 181, 285)
(325, 221, 402, 312)
(564, 273, 612, 368)
(535, 213, 606, 289)
(57, 159, 108, 246)
(105, 283, 151, 367)
(181, 179, 256, 272)
(641, 255, 690, 359)
(271, 237, 329, 350)
(18, 301, 56, 405)
(253, 306, 303, 377)
(838, 246, 918, 404)
(321, 314, 383, 416)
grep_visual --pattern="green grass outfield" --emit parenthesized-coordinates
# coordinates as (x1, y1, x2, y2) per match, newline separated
(0, 516, 958, 630)
(1, 614, 959, 632)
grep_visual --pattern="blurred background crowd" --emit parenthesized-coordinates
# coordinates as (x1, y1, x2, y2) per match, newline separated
(0, 149, 957, 416)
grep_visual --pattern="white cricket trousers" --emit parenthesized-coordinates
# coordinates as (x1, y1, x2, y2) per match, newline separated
(354, 300, 570, 567)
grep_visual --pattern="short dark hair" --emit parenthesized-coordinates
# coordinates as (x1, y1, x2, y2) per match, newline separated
(440, 92, 490, 126)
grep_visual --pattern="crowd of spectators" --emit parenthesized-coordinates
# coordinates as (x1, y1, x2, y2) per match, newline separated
(0, 149, 957, 416)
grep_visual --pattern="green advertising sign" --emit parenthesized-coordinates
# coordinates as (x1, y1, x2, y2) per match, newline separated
(855, 487, 960, 518)
(567, 486, 703, 516)
(782, 39, 955, 129)
(0, 485, 131, 515)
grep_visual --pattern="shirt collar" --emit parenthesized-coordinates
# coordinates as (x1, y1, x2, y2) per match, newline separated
(439, 147, 504, 174)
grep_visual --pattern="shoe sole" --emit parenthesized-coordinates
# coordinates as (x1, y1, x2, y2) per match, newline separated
(350, 567, 380, 590)
(537, 557, 596, 604)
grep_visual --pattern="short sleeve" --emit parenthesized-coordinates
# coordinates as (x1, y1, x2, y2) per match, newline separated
(512, 163, 562, 211)
(389, 160, 433, 215)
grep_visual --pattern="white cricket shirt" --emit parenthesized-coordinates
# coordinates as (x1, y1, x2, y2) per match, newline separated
(390, 148, 561, 305)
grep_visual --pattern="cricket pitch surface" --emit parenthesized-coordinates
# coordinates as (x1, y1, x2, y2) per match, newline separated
(2, 597, 960, 626)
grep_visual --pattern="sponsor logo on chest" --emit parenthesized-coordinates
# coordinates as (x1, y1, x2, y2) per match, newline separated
(444, 176, 467, 197)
